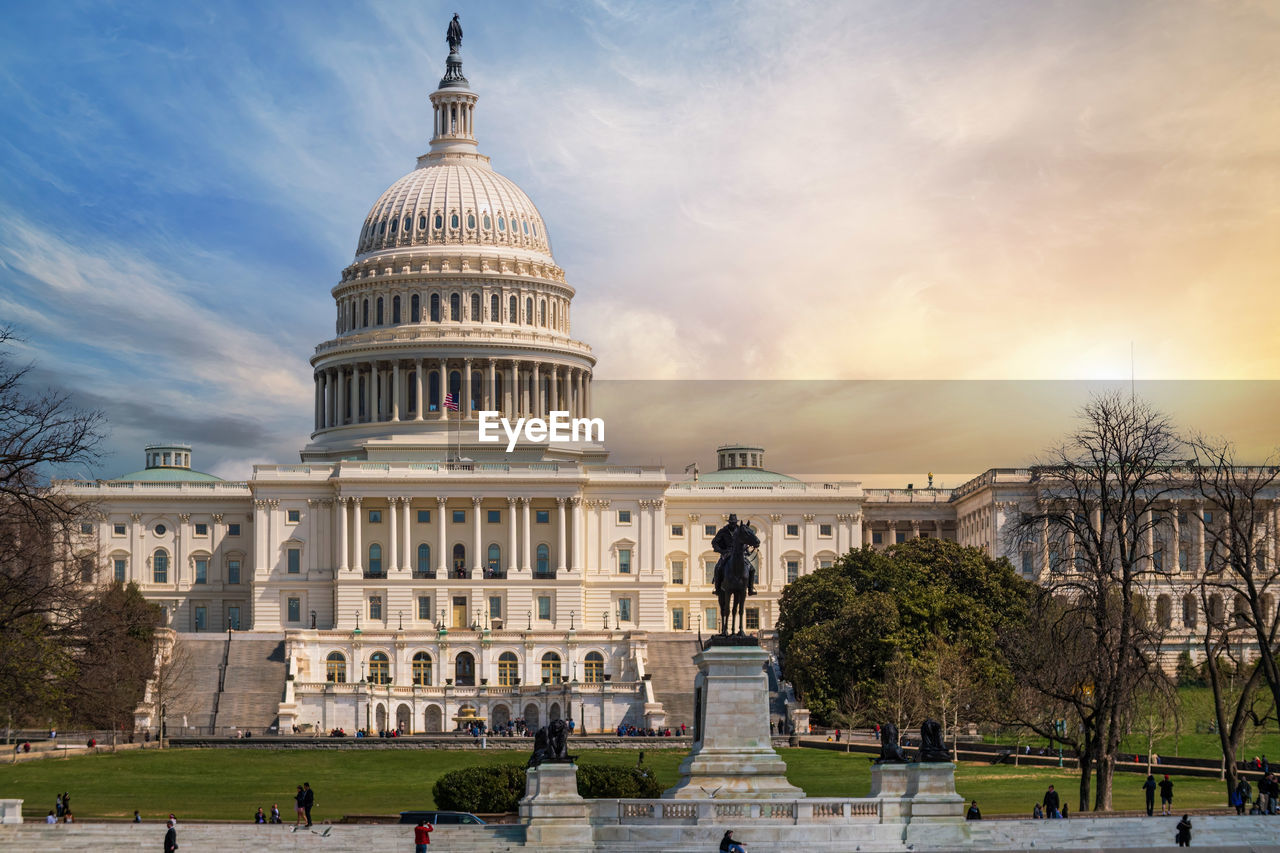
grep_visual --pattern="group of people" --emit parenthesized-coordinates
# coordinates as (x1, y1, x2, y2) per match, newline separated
(1033, 785, 1068, 819)
(1142, 774, 1177, 816)
(614, 724, 674, 737)
(292, 783, 316, 827)
(253, 805, 283, 823)
(1232, 771, 1280, 814)
(45, 791, 73, 824)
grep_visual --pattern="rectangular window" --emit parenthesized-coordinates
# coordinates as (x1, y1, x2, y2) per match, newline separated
(113, 558, 126, 583)
(1178, 511, 1189, 525)
(487, 510, 501, 524)
(819, 523, 833, 537)
(287, 597, 301, 623)
(619, 548, 632, 574)
(1153, 551, 1164, 572)
(369, 510, 382, 523)
(79, 556, 94, 582)
(287, 548, 300, 574)
(704, 524, 717, 537)
(705, 560, 716, 585)
(80, 522, 93, 535)
(818, 559, 833, 569)
(1049, 548, 1061, 572)
(369, 595, 383, 620)
(672, 608, 684, 630)
(1021, 551, 1033, 576)
(452, 509, 466, 524)
(194, 606, 207, 631)
(536, 510, 550, 524)
(1178, 551, 1188, 573)
(617, 510, 632, 524)
(872, 531, 883, 545)
(896, 531, 906, 544)
(705, 607, 718, 629)
(1203, 511, 1213, 524)
(194, 522, 208, 536)
(671, 524, 684, 537)
(671, 560, 685, 585)
(287, 509, 300, 524)
(417, 509, 431, 523)
(418, 595, 432, 620)
(195, 558, 208, 584)
(228, 523, 241, 536)
(785, 524, 799, 537)
(227, 559, 241, 585)
(745, 608, 760, 630)
(786, 559, 799, 584)
(489, 595, 502, 619)
(618, 598, 632, 623)
(537, 596, 552, 620)
(113, 522, 126, 536)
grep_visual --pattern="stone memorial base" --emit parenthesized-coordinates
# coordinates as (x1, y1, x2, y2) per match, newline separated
(664, 642, 804, 800)
(0, 800, 21, 825)
(519, 761, 593, 846)
(869, 762, 910, 821)
(903, 762, 969, 847)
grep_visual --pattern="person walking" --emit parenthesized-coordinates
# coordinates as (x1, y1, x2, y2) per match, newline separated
(1043, 785, 1061, 819)
(270, 803, 281, 824)
(1143, 774, 1157, 817)
(293, 785, 306, 826)
(1175, 814, 1192, 847)
(1159, 774, 1175, 816)
(414, 818, 434, 852)
(1235, 777, 1252, 815)
(164, 818, 179, 853)
(302, 782, 315, 827)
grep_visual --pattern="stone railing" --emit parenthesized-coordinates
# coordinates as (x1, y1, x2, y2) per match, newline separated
(597, 798, 881, 825)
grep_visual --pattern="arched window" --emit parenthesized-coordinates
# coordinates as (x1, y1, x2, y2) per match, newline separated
(498, 652, 519, 686)
(491, 293, 499, 322)
(467, 213, 476, 229)
(430, 293, 440, 322)
(450, 293, 461, 321)
(471, 370, 482, 409)
(1182, 594, 1198, 629)
(403, 215, 411, 233)
(416, 543, 431, 576)
(392, 295, 401, 324)
(539, 299, 546, 326)
(369, 652, 390, 684)
(455, 651, 475, 686)
(326, 652, 347, 683)
(376, 297, 384, 325)
(536, 544, 550, 576)
(434, 213, 443, 229)
(411, 293, 420, 323)
(412, 652, 432, 686)
(483, 213, 491, 230)
(1156, 594, 1172, 629)
(450, 213, 460, 229)
(526, 297, 533, 324)
(362, 299, 369, 327)
(1209, 593, 1224, 626)
(452, 543, 466, 577)
(541, 651, 562, 684)
(498, 216, 505, 232)
(470, 292, 480, 321)
(583, 651, 604, 683)
(368, 543, 383, 576)
(379, 220, 386, 235)
(487, 544, 501, 574)
(523, 220, 530, 235)
(152, 548, 169, 583)
(389, 217, 397, 234)
(509, 295, 517, 323)
(429, 370, 440, 412)
(1233, 594, 1250, 628)
(449, 370, 461, 407)
(418, 214, 427, 230)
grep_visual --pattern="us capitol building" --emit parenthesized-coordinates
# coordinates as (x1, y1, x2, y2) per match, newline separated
(61, 34, 1223, 737)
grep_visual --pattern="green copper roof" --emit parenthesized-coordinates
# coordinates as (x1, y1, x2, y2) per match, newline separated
(691, 468, 800, 484)
(110, 467, 223, 483)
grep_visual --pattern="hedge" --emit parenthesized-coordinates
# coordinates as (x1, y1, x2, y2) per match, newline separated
(432, 763, 664, 812)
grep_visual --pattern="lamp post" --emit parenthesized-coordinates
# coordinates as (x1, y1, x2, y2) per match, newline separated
(614, 608, 620, 631)
(474, 607, 482, 631)
(569, 609, 575, 631)
(398, 610, 403, 631)
(527, 609, 533, 631)
(310, 610, 317, 630)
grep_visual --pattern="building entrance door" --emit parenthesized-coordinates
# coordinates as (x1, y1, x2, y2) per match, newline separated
(227, 606, 241, 630)
(452, 596, 467, 628)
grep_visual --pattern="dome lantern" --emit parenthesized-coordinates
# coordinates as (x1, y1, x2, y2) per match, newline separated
(428, 14, 478, 157)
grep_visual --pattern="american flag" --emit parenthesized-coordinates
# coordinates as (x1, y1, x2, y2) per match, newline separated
(443, 392, 459, 411)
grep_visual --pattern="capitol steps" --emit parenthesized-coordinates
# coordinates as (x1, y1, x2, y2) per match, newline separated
(642, 633, 702, 730)
(213, 635, 287, 732)
(166, 635, 228, 735)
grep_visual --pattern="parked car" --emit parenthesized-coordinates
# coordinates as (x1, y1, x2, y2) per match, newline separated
(398, 810, 486, 825)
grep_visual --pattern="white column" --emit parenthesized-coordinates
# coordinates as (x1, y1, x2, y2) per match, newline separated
(388, 497, 399, 573)
(371, 362, 381, 421)
(463, 358, 473, 418)
(313, 374, 322, 430)
(522, 498, 532, 572)
(337, 498, 349, 571)
(549, 366, 559, 411)
(486, 359, 496, 413)
(508, 498, 518, 577)
(337, 367, 347, 425)
(392, 361, 401, 421)
(415, 359, 426, 421)
(351, 497, 363, 572)
(505, 362, 515, 414)
(437, 359, 448, 420)
(1195, 500, 1206, 575)
(532, 363, 542, 417)
(1170, 502, 1180, 573)
(651, 499, 664, 575)
(437, 497, 448, 576)
(556, 497, 567, 572)
(472, 497, 483, 577)
(572, 497, 584, 573)
(402, 498, 412, 573)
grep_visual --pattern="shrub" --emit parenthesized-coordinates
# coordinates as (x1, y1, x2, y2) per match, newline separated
(575, 764, 664, 799)
(1176, 650, 1204, 687)
(432, 764, 526, 813)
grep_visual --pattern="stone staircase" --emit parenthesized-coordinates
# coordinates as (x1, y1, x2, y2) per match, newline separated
(167, 634, 227, 734)
(214, 634, 287, 732)
(643, 633, 702, 730)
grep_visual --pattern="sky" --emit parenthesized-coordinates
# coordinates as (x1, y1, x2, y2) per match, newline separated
(1, 1, 1278, 481)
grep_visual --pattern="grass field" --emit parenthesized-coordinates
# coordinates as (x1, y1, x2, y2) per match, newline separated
(0, 747, 1234, 821)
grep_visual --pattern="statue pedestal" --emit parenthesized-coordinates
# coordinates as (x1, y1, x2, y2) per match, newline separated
(870, 762, 910, 821)
(903, 762, 969, 847)
(519, 762, 592, 845)
(663, 643, 804, 799)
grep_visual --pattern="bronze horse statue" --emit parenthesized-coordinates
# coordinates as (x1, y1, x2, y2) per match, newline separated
(714, 519, 759, 635)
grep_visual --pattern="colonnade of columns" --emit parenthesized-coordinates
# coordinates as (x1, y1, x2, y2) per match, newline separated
(313, 358, 591, 432)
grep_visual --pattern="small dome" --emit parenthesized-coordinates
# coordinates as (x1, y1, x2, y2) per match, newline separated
(355, 161, 552, 260)
(692, 468, 800, 484)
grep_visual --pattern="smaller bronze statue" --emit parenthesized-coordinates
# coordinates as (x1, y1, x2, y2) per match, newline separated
(875, 722, 908, 763)
(446, 13, 463, 53)
(918, 719, 951, 762)
(526, 718, 573, 767)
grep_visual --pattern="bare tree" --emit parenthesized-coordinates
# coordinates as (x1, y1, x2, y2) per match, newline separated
(1131, 675, 1179, 774)
(141, 629, 193, 748)
(877, 649, 925, 739)
(1007, 392, 1180, 811)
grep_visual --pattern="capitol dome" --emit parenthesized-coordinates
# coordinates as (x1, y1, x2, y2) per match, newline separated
(355, 160, 552, 261)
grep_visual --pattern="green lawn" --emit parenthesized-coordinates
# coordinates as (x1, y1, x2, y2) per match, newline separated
(0, 747, 1232, 821)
